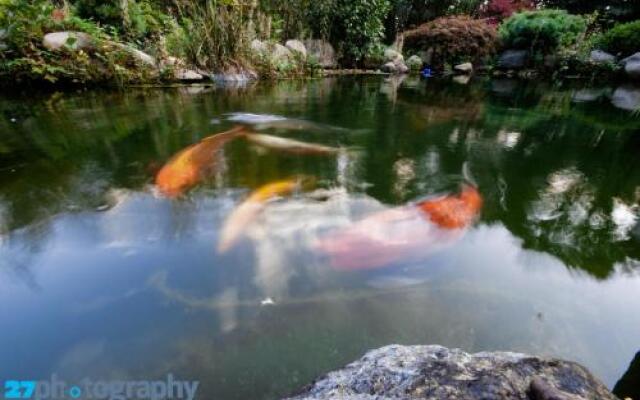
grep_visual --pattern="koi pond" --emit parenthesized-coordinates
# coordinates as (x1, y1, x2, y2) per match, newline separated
(0, 76, 639, 399)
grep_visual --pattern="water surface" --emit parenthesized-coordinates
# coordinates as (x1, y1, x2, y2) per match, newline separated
(1, 77, 639, 399)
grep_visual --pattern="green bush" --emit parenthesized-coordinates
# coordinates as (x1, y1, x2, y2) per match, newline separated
(597, 20, 640, 57)
(307, 0, 391, 65)
(499, 9, 587, 53)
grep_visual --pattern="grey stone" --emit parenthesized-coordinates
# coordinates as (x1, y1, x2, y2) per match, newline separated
(383, 48, 403, 63)
(108, 42, 156, 67)
(590, 50, 616, 64)
(272, 43, 293, 64)
(454, 62, 473, 74)
(285, 345, 616, 400)
(43, 31, 94, 52)
(250, 39, 268, 58)
(406, 55, 423, 70)
(285, 40, 306, 59)
(621, 52, 640, 80)
(611, 85, 640, 111)
(498, 49, 528, 69)
(303, 40, 337, 68)
(395, 61, 409, 74)
(174, 69, 204, 81)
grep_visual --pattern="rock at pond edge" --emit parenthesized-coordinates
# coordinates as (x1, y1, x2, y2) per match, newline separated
(284, 344, 616, 400)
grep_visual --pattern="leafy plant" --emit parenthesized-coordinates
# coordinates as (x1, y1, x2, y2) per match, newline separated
(307, 0, 391, 66)
(499, 10, 587, 53)
(597, 20, 640, 58)
(403, 16, 498, 68)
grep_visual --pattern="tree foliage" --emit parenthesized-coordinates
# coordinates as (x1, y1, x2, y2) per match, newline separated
(597, 20, 640, 57)
(499, 9, 587, 52)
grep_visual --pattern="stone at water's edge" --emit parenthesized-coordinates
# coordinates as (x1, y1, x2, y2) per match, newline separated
(498, 49, 528, 70)
(590, 50, 616, 64)
(621, 52, 640, 80)
(303, 40, 337, 68)
(43, 32, 94, 52)
(285, 40, 307, 59)
(611, 85, 640, 111)
(284, 345, 616, 400)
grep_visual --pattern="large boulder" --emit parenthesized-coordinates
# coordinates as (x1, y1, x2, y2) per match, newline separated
(590, 50, 616, 64)
(611, 85, 640, 111)
(271, 44, 293, 64)
(285, 40, 306, 59)
(303, 40, 337, 68)
(174, 69, 204, 82)
(498, 49, 528, 70)
(285, 345, 616, 400)
(250, 39, 269, 58)
(43, 31, 94, 52)
(621, 52, 640, 80)
(384, 48, 404, 64)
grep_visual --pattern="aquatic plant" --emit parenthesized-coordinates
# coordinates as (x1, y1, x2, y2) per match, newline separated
(403, 16, 498, 68)
(499, 10, 587, 53)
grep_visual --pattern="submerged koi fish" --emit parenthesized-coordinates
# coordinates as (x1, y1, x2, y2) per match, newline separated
(246, 133, 340, 155)
(155, 126, 246, 197)
(218, 177, 314, 253)
(314, 185, 482, 270)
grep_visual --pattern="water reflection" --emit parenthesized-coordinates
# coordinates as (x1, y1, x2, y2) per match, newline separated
(1, 77, 640, 399)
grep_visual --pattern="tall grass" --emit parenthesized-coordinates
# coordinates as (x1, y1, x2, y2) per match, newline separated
(172, 0, 252, 69)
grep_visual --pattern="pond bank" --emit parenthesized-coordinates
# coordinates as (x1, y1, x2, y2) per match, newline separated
(285, 345, 617, 400)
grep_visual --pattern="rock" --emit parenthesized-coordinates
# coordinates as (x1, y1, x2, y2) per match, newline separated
(285, 345, 616, 400)
(285, 40, 306, 59)
(395, 61, 409, 74)
(381, 62, 397, 73)
(406, 55, 423, 70)
(590, 50, 616, 64)
(108, 42, 155, 67)
(174, 69, 204, 81)
(498, 49, 528, 69)
(250, 39, 268, 58)
(621, 52, 640, 80)
(611, 85, 640, 111)
(303, 40, 337, 68)
(454, 62, 473, 74)
(384, 48, 404, 63)
(43, 31, 94, 52)
(271, 43, 293, 64)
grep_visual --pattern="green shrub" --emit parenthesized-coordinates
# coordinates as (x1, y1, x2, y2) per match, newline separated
(499, 10, 587, 53)
(307, 0, 391, 66)
(597, 20, 640, 57)
(403, 16, 498, 68)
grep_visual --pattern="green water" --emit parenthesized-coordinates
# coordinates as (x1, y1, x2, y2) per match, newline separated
(0, 76, 639, 399)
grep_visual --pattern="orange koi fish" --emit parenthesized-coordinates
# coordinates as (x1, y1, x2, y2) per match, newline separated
(314, 185, 482, 270)
(155, 126, 246, 197)
(218, 177, 314, 253)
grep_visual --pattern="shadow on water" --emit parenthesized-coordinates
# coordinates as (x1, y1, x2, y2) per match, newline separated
(0, 77, 639, 399)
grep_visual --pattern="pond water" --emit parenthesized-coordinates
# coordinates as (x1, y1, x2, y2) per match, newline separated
(0, 76, 639, 399)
